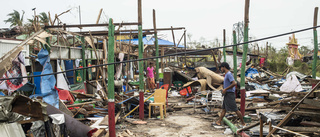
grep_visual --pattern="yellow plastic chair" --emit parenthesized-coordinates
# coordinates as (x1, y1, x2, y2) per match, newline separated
(149, 89, 167, 119)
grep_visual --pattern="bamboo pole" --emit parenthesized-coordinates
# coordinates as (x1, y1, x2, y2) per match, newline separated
(153, 9, 159, 88)
(223, 29, 226, 62)
(184, 30, 187, 67)
(312, 7, 319, 79)
(126, 31, 132, 92)
(240, 0, 250, 116)
(122, 92, 156, 119)
(233, 31, 237, 81)
(107, 18, 116, 137)
(171, 26, 177, 62)
(138, 0, 145, 120)
(81, 37, 86, 82)
(96, 8, 103, 24)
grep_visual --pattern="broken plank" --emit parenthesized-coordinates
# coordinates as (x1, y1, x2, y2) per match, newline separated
(271, 126, 308, 137)
(115, 111, 121, 124)
(99, 115, 109, 126)
(174, 105, 206, 109)
(266, 81, 320, 137)
(70, 91, 95, 98)
(126, 129, 133, 136)
(245, 106, 267, 111)
(59, 99, 74, 116)
(294, 111, 320, 118)
(237, 122, 260, 132)
(66, 101, 97, 108)
(300, 121, 320, 127)
(99, 111, 121, 126)
(303, 98, 320, 107)
(92, 128, 107, 137)
(283, 126, 320, 133)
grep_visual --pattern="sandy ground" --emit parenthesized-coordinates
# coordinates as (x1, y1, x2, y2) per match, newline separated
(117, 96, 235, 137)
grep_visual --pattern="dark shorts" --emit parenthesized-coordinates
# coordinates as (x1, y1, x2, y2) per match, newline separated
(222, 92, 238, 112)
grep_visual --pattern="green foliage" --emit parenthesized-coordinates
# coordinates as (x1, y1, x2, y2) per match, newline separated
(299, 46, 312, 56)
(4, 10, 25, 27)
(39, 12, 49, 25)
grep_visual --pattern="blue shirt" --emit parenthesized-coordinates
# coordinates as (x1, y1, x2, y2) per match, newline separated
(224, 71, 235, 93)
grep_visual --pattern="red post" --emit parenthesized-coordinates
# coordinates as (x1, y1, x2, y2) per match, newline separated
(139, 91, 144, 120)
(108, 102, 115, 137)
(240, 89, 246, 116)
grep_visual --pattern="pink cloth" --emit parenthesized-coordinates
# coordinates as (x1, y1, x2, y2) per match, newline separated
(147, 67, 154, 78)
(260, 58, 265, 67)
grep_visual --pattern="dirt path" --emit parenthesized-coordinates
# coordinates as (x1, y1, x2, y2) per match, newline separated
(124, 114, 230, 137)
(119, 96, 233, 137)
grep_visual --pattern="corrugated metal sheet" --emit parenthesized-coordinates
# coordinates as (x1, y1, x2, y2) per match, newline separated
(50, 46, 70, 59)
(0, 122, 25, 137)
(0, 39, 30, 66)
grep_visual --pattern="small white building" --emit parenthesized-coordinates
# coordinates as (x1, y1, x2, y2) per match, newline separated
(0, 38, 30, 66)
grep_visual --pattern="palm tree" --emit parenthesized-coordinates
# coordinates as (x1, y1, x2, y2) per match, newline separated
(38, 12, 49, 25)
(4, 10, 25, 27)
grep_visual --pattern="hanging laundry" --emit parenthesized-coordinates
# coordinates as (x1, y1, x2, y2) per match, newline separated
(0, 52, 28, 94)
(75, 59, 83, 83)
(115, 53, 124, 80)
(57, 60, 70, 90)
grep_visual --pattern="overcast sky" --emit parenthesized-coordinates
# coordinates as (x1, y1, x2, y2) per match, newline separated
(1, 0, 320, 50)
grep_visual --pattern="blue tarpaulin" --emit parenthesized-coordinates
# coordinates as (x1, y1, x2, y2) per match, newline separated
(65, 60, 75, 84)
(33, 72, 42, 94)
(245, 68, 259, 78)
(120, 37, 184, 48)
(30, 49, 59, 108)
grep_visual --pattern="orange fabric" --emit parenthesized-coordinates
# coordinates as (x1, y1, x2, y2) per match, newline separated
(179, 86, 192, 96)
(148, 77, 155, 90)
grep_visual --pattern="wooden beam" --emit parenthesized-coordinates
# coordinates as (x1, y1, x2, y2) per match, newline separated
(267, 81, 320, 137)
(66, 101, 97, 108)
(260, 117, 263, 137)
(44, 22, 139, 28)
(171, 26, 177, 62)
(300, 121, 320, 127)
(283, 126, 320, 133)
(238, 122, 260, 132)
(96, 8, 103, 24)
(271, 126, 308, 137)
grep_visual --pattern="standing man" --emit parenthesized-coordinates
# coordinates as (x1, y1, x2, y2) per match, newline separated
(147, 62, 156, 91)
(216, 62, 246, 126)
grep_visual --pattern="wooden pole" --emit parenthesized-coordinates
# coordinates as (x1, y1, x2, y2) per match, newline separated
(171, 26, 177, 62)
(184, 30, 187, 67)
(312, 7, 319, 79)
(212, 50, 221, 73)
(233, 31, 238, 98)
(223, 29, 226, 62)
(138, 0, 144, 120)
(96, 8, 103, 24)
(266, 42, 268, 67)
(240, 0, 250, 116)
(126, 31, 132, 92)
(258, 44, 260, 64)
(107, 18, 116, 137)
(266, 81, 320, 137)
(161, 47, 164, 72)
(81, 37, 86, 83)
(271, 126, 308, 137)
(233, 31, 237, 78)
(153, 9, 159, 88)
(260, 117, 263, 137)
